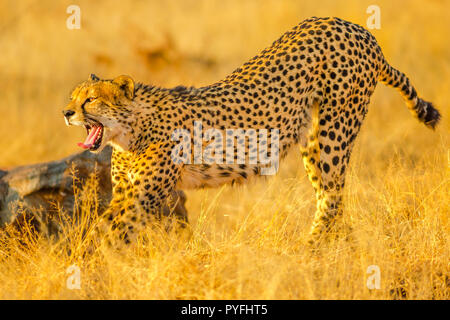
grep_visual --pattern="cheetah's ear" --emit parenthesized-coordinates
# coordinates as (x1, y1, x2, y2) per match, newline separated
(89, 74, 100, 81)
(113, 75, 135, 100)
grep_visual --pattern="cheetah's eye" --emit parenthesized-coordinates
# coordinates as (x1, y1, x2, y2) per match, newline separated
(81, 97, 97, 111)
(82, 97, 96, 105)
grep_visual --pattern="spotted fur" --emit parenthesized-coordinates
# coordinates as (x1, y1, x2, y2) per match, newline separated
(63, 17, 440, 244)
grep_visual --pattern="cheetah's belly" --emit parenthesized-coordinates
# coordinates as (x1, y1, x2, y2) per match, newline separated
(177, 163, 261, 189)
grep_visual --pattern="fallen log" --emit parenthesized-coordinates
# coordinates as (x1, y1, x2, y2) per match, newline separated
(0, 146, 187, 237)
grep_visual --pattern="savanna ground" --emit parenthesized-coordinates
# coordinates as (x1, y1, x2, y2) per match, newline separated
(0, 0, 449, 299)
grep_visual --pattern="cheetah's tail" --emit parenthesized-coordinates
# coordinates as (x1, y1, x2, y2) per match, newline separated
(379, 60, 440, 129)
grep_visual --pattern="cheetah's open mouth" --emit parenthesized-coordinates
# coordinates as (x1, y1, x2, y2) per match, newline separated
(77, 123, 104, 151)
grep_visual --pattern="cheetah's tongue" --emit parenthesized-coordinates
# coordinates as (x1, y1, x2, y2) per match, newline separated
(77, 125, 102, 149)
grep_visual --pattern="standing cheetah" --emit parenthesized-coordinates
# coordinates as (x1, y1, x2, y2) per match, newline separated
(63, 17, 440, 244)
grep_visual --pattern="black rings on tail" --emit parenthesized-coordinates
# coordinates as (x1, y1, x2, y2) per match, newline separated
(379, 59, 440, 129)
(415, 98, 441, 129)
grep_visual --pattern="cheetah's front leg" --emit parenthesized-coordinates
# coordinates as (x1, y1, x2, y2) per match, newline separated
(99, 143, 182, 245)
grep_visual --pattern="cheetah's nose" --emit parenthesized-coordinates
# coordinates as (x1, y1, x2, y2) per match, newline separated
(63, 110, 75, 118)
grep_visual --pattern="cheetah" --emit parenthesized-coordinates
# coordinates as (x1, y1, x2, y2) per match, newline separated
(63, 17, 440, 244)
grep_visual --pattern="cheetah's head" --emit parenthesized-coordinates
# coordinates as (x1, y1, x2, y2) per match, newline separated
(63, 74, 135, 153)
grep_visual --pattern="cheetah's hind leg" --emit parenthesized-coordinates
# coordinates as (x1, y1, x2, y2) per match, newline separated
(305, 102, 367, 246)
(299, 99, 334, 245)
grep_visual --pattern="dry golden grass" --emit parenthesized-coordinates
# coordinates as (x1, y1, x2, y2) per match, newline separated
(0, 0, 449, 299)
